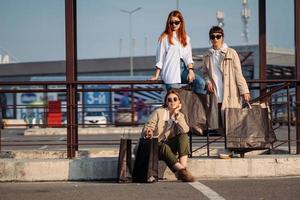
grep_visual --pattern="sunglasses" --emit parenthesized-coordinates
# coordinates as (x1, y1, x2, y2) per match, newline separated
(210, 34, 223, 40)
(167, 97, 178, 103)
(169, 21, 181, 26)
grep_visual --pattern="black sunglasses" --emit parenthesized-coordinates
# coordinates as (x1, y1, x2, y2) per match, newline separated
(169, 21, 181, 26)
(167, 97, 178, 103)
(210, 34, 223, 40)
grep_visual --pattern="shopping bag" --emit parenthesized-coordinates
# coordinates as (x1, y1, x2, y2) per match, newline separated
(225, 103, 276, 149)
(172, 88, 206, 135)
(132, 138, 158, 183)
(117, 138, 132, 183)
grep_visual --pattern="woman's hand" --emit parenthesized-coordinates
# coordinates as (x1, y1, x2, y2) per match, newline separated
(187, 70, 195, 83)
(145, 127, 154, 139)
(150, 68, 161, 81)
(174, 103, 182, 115)
(170, 103, 182, 119)
(206, 82, 214, 93)
(242, 93, 250, 102)
(149, 75, 158, 81)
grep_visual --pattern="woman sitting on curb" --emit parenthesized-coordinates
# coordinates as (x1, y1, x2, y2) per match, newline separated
(142, 89, 195, 182)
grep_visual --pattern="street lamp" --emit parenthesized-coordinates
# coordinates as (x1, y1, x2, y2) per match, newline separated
(120, 7, 142, 76)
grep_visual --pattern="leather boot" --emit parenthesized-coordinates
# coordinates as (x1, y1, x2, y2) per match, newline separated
(177, 168, 195, 182)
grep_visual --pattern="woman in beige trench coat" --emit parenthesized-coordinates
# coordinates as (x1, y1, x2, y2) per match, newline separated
(202, 26, 250, 158)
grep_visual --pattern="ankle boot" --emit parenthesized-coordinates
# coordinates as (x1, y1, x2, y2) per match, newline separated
(177, 168, 195, 182)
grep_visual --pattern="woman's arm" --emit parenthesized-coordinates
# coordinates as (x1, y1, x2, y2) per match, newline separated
(186, 63, 195, 83)
(174, 112, 190, 134)
(170, 104, 189, 134)
(150, 67, 161, 81)
(201, 57, 214, 93)
(150, 36, 166, 81)
(142, 109, 158, 138)
(232, 49, 250, 101)
(183, 37, 195, 83)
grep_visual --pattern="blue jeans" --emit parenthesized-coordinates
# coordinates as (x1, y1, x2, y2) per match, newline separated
(165, 60, 206, 94)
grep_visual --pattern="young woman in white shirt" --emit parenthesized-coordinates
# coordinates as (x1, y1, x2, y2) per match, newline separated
(150, 10, 205, 94)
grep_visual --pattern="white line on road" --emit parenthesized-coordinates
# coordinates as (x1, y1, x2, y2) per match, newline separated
(39, 145, 48, 150)
(58, 137, 65, 141)
(189, 182, 226, 200)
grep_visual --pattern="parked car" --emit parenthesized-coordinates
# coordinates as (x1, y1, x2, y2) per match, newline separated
(84, 112, 107, 127)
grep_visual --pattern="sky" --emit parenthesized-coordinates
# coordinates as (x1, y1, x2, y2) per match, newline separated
(0, 0, 295, 63)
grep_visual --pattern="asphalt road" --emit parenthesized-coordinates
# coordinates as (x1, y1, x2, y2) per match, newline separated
(0, 177, 299, 200)
(0, 128, 141, 150)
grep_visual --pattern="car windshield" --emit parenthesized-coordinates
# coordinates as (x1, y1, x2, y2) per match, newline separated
(86, 112, 104, 117)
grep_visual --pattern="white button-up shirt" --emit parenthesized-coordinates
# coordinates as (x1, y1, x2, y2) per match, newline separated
(155, 34, 194, 84)
(209, 43, 228, 102)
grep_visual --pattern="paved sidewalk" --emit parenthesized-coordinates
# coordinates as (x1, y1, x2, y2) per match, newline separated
(24, 127, 143, 136)
(2, 126, 300, 182)
(1, 149, 300, 182)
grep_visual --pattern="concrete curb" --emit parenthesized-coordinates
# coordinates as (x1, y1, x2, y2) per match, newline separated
(0, 157, 117, 181)
(1, 155, 300, 182)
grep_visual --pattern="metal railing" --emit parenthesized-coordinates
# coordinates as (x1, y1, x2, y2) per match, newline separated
(0, 80, 163, 157)
(0, 80, 299, 158)
(190, 80, 299, 157)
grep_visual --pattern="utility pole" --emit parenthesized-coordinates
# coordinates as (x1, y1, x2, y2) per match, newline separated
(120, 7, 142, 76)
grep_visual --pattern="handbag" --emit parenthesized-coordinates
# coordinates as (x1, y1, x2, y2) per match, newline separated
(172, 88, 206, 136)
(225, 103, 276, 149)
(117, 138, 132, 183)
(132, 138, 158, 183)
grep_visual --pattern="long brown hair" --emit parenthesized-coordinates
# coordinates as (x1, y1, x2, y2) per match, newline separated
(158, 10, 187, 47)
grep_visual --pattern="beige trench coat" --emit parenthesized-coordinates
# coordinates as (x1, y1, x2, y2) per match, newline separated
(202, 47, 250, 129)
(142, 107, 190, 142)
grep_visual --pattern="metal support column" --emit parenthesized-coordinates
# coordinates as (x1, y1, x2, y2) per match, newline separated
(131, 85, 135, 126)
(295, 0, 300, 154)
(259, 0, 267, 94)
(65, 0, 78, 158)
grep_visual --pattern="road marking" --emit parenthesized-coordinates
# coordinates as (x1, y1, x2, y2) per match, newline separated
(39, 145, 48, 150)
(58, 137, 65, 141)
(189, 182, 226, 200)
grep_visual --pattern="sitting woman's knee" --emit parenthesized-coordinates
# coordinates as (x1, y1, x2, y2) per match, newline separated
(178, 133, 189, 142)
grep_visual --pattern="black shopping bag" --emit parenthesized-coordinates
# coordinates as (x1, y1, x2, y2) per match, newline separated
(117, 138, 132, 183)
(132, 138, 158, 183)
(225, 103, 276, 149)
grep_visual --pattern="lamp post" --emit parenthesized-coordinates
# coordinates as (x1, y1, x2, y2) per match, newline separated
(120, 7, 142, 76)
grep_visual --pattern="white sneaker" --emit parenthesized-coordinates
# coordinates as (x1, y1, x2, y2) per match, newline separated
(218, 149, 233, 159)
